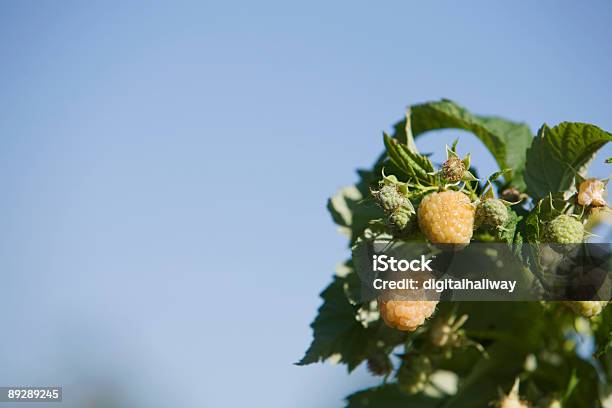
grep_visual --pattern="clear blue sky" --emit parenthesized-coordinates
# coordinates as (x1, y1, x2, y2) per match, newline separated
(0, 1, 611, 407)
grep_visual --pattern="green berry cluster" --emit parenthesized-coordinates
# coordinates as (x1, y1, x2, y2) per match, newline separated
(371, 175, 416, 236)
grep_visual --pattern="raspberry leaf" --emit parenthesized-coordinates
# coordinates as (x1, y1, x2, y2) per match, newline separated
(299, 263, 407, 372)
(438, 343, 527, 408)
(383, 134, 435, 184)
(593, 306, 612, 359)
(297, 274, 368, 370)
(498, 210, 520, 245)
(524, 122, 612, 201)
(407, 99, 533, 190)
(328, 172, 384, 245)
(524, 211, 540, 243)
(395, 110, 419, 154)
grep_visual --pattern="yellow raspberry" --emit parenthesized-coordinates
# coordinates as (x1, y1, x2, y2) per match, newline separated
(417, 191, 475, 246)
(578, 178, 607, 207)
(378, 300, 438, 331)
(564, 300, 608, 318)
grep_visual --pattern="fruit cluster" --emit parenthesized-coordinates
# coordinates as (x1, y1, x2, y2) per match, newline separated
(301, 101, 612, 407)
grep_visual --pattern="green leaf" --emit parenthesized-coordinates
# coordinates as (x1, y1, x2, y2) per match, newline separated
(523, 211, 540, 243)
(524, 122, 612, 201)
(383, 134, 434, 183)
(563, 370, 579, 401)
(328, 174, 384, 245)
(424, 304, 546, 408)
(562, 356, 601, 408)
(594, 306, 612, 359)
(346, 384, 445, 408)
(456, 303, 546, 358)
(408, 99, 533, 189)
(393, 110, 419, 154)
(297, 274, 368, 370)
(298, 267, 408, 372)
(487, 169, 510, 185)
(498, 210, 520, 245)
(439, 342, 526, 408)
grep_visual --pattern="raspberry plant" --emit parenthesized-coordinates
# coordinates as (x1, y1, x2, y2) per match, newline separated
(298, 100, 612, 407)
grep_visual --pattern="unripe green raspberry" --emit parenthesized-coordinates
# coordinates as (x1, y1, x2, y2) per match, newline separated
(543, 215, 584, 252)
(475, 199, 509, 229)
(545, 215, 583, 243)
(397, 355, 432, 394)
(441, 156, 466, 182)
(371, 177, 416, 236)
(564, 301, 608, 318)
(372, 182, 410, 213)
(387, 206, 415, 235)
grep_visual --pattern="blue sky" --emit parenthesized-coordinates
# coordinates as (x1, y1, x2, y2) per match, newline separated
(0, 1, 611, 407)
